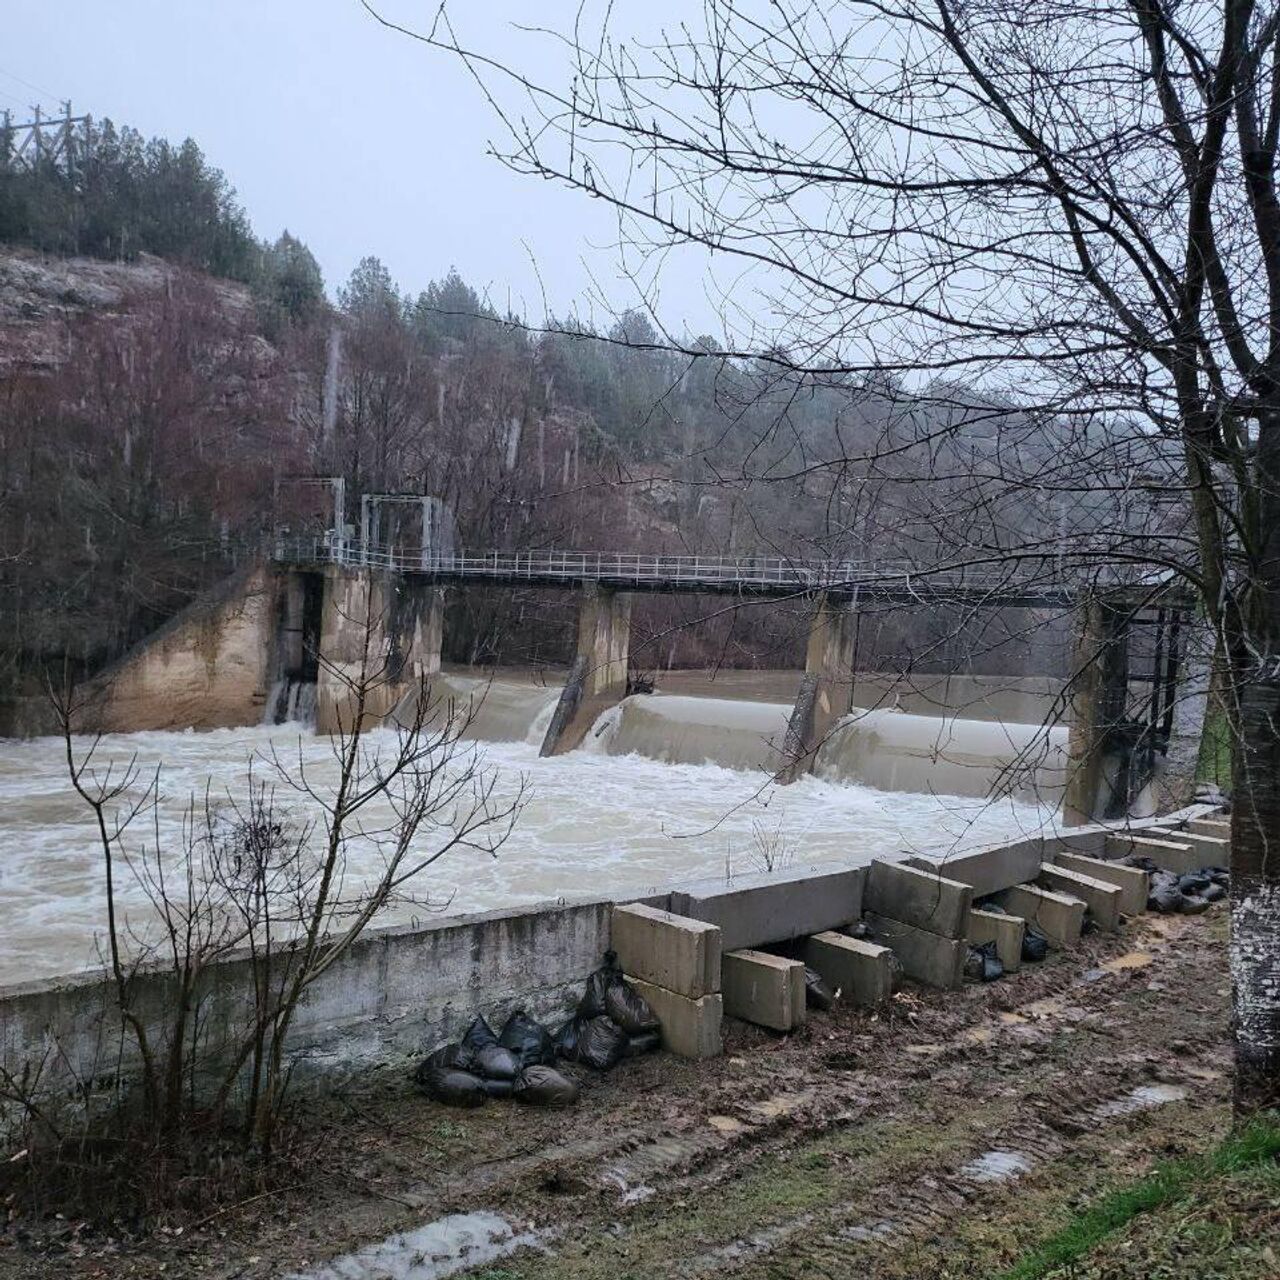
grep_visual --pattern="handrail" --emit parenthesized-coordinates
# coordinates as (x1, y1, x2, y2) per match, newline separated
(270, 535, 1175, 602)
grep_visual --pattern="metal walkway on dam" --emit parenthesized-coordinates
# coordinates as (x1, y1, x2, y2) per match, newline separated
(273, 537, 1184, 610)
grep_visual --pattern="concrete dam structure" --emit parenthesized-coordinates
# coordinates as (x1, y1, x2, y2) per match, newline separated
(0, 531, 1211, 1118)
(10, 529, 1191, 824)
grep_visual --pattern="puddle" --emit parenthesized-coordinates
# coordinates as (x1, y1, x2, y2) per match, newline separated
(1023, 997, 1067, 1019)
(602, 1169, 656, 1205)
(840, 1219, 898, 1242)
(1093, 1084, 1189, 1120)
(708, 1115, 746, 1134)
(961, 1150, 1034, 1183)
(287, 1211, 539, 1280)
(1103, 951, 1154, 972)
(962, 1028, 993, 1045)
(749, 1091, 813, 1120)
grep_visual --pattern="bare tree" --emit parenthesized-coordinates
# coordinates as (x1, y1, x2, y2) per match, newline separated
(52, 601, 523, 1154)
(374, 0, 1280, 1111)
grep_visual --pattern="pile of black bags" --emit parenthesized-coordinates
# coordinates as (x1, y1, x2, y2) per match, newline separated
(414, 1010, 578, 1109)
(1124, 855, 1230, 914)
(554, 950, 662, 1071)
(964, 939, 1004, 982)
(414, 951, 663, 1109)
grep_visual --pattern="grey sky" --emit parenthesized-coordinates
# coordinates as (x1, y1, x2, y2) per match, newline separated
(5, 1, 717, 331)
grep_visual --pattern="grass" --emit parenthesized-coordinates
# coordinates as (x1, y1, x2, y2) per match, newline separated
(998, 1115, 1280, 1280)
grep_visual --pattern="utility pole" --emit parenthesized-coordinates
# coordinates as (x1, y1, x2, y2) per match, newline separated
(0, 100, 90, 174)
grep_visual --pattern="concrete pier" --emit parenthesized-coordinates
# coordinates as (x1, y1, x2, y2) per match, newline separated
(779, 593, 855, 783)
(1064, 599, 1131, 824)
(540, 584, 632, 756)
(315, 568, 444, 733)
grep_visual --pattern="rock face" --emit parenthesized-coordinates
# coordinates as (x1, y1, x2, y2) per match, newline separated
(0, 247, 254, 371)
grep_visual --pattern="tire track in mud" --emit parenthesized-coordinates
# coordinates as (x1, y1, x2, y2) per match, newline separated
(490, 912, 1230, 1279)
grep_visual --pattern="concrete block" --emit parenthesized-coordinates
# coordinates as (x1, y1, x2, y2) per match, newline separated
(627, 977, 722, 1059)
(906, 837, 1043, 897)
(862, 914, 966, 989)
(1187, 818, 1231, 838)
(611, 903, 721, 1000)
(721, 950, 806, 1032)
(993, 884, 1085, 948)
(1050, 851, 1148, 917)
(1049, 828, 1108, 857)
(1105, 834, 1200, 876)
(672, 866, 865, 952)
(1176, 830, 1231, 868)
(1036, 863, 1123, 932)
(803, 931, 895, 1006)
(967, 908, 1024, 973)
(865, 860, 973, 938)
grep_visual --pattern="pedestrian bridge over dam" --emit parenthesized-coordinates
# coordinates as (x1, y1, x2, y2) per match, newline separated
(21, 529, 1194, 824)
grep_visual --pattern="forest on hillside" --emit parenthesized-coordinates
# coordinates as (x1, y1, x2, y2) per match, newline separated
(0, 118, 1174, 701)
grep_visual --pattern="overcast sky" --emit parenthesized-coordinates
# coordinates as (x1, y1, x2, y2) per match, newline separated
(4, 1, 718, 331)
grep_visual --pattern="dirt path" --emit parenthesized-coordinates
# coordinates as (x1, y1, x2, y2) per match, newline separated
(4, 908, 1232, 1279)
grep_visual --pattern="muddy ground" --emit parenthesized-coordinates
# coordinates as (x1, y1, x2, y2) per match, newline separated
(2, 906, 1243, 1279)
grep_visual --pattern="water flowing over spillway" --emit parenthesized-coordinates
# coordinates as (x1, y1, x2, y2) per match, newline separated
(585, 690, 1068, 803)
(0, 674, 1065, 985)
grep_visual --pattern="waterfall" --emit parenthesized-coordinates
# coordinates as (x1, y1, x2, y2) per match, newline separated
(585, 694, 791, 772)
(584, 691, 1068, 801)
(813, 707, 1069, 803)
(393, 671, 564, 743)
(321, 326, 342, 440)
(265, 676, 318, 726)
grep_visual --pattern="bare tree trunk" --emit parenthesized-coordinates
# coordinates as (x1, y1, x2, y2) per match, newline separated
(1232, 414, 1280, 1111)
(1232, 675, 1280, 1111)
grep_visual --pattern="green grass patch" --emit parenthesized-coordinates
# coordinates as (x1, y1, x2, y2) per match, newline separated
(998, 1115, 1280, 1280)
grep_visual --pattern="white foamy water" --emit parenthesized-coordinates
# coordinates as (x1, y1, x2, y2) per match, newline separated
(0, 693, 1057, 985)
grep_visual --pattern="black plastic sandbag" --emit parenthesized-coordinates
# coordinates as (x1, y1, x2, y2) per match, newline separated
(579, 950, 621, 1019)
(1149, 872, 1184, 913)
(553, 1015, 586, 1060)
(804, 966, 835, 1010)
(459, 1015, 499, 1066)
(1123, 854, 1161, 874)
(625, 1030, 662, 1057)
(479, 1077, 515, 1098)
(498, 1010, 556, 1068)
(419, 1065, 488, 1108)
(1178, 893, 1211, 915)
(604, 978, 660, 1035)
(417, 1042, 468, 1080)
(513, 1064, 581, 1107)
(965, 940, 1004, 983)
(474, 1042, 520, 1081)
(1179, 873, 1213, 896)
(1202, 882, 1227, 903)
(1022, 925, 1049, 963)
(576, 1015, 630, 1071)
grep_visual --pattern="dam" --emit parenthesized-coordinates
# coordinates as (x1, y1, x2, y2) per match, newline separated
(0, 516, 1195, 987)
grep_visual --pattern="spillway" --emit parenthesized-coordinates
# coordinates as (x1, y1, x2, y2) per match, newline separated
(583, 689, 1067, 803)
(0, 673, 1064, 985)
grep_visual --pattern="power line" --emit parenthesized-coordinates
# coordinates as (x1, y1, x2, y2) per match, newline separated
(0, 64, 62, 104)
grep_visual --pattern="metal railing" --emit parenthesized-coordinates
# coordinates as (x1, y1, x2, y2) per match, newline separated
(271, 534, 1106, 602)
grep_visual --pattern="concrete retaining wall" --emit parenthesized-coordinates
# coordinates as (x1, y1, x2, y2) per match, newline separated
(0, 899, 611, 1102)
(54, 565, 278, 734)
